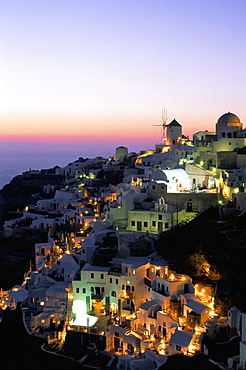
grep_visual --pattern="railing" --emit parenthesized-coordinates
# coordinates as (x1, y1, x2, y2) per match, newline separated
(91, 293, 104, 300)
(119, 291, 134, 300)
(108, 271, 121, 277)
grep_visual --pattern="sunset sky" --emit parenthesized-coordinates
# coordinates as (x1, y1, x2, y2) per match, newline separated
(1, 0, 246, 155)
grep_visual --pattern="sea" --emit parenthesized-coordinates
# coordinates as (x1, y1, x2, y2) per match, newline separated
(0, 142, 114, 190)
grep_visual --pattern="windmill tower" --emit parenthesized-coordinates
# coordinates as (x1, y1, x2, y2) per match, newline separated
(153, 108, 168, 144)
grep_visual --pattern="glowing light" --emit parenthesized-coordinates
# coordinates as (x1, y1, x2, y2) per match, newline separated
(72, 300, 98, 327)
(169, 273, 175, 281)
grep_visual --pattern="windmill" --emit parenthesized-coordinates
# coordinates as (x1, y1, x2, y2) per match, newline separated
(153, 108, 168, 144)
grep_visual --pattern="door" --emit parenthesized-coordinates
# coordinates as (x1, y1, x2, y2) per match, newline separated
(137, 221, 142, 231)
(114, 336, 120, 350)
(158, 222, 163, 231)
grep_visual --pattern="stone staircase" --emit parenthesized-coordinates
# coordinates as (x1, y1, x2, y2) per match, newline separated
(135, 337, 141, 352)
(123, 325, 131, 335)
(23, 311, 33, 334)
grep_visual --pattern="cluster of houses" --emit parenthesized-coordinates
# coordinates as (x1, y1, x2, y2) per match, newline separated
(1, 112, 246, 369)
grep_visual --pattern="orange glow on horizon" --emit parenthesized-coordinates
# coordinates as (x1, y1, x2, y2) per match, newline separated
(0, 112, 217, 145)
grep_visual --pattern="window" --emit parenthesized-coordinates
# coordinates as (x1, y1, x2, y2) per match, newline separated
(165, 222, 169, 228)
(152, 185, 155, 190)
(229, 142, 231, 145)
(152, 221, 156, 227)
(159, 326, 161, 332)
(101, 287, 104, 293)
(132, 286, 134, 292)
(158, 214, 162, 221)
(111, 291, 116, 297)
(116, 279, 118, 284)
(131, 220, 135, 226)
(222, 132, 225, 137)
(110, 278, 112, 283)
(101, 274, 104, 279)
(91, 273, 94, 279)
(122, 284, 125, 290)
(176, 345, 181, 351)
(115, 331, 119, 337)
(76, 288, 79, 293)
(91, 287, 94, 292)
(83, 288, 86, 293)
(144, 221, 148, 227)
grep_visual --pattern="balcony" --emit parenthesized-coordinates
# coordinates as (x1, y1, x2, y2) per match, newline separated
(119, 290, 134, 300)
(91, 293, 104, 300)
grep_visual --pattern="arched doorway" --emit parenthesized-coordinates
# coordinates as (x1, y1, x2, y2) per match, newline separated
(110, 302, 118, 316)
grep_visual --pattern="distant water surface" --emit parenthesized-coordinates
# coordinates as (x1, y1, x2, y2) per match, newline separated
(0, 142, 112, 190)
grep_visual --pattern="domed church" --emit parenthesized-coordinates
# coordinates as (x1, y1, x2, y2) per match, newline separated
(216, 112, 243, 140)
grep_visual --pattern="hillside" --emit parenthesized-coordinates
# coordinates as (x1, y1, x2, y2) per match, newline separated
(156, 207, 246, 313)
